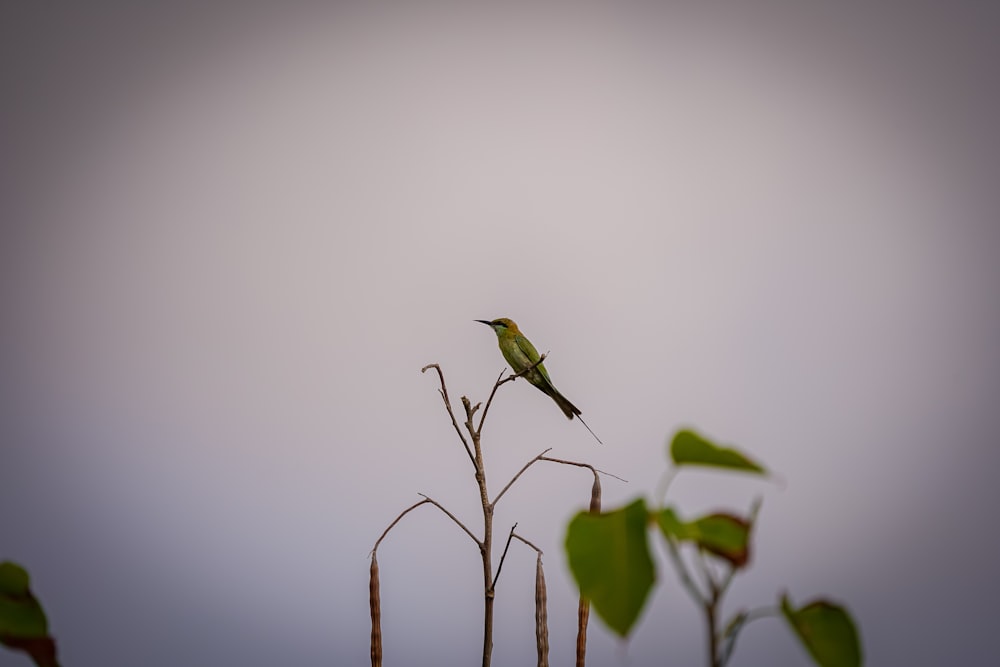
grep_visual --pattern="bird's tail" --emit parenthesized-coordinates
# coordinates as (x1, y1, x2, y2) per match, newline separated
(548, 387, 603, 444)
(549, 389, 580, 420)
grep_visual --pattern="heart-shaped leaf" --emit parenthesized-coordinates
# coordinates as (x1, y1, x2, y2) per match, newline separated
(565, 498, 655, 637)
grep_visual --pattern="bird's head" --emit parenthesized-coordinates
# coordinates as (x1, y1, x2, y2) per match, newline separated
(475, 317, 520, 336)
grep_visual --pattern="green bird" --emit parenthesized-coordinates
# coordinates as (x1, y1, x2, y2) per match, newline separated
(476, 317, 601, 443)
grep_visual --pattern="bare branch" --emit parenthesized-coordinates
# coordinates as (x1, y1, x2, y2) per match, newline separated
(417, 493, 481, 547)
(461, 396, 479, 438)
(492, 523, 518, 589)
(512, 532, 543, 555)
(492, 451, 627, 508)
(476, 369, 508, 434)
(476, 353, 548, 434)
(371, 499, 431, 554)
(539, 456, 629, 483)
(370, 494, 482, 555)
(491, 449, 553, 507)
(422, 363, 476, 468)
(484, 527, 546, 586)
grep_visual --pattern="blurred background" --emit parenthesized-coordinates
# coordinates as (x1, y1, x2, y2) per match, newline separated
(2, 1, 998, 665)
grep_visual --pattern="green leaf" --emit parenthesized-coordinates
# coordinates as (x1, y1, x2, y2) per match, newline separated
(0, 562, 48, 638)
(781, 594, 862, 667)
(0, 561, 60, 667)
(565, 498, 655, 637)
(669, 430, 767, 474)
(656, 508, 752, 568)
(655, 507, 692, 540)
(0, 563, 30, 596)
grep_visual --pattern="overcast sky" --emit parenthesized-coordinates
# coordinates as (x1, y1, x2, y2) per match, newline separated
(2, 2, 999, 666)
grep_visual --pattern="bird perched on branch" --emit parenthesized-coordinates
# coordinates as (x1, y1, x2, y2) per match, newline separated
(476, 318, 601, 443)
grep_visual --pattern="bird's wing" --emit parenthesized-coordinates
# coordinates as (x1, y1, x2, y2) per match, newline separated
(515, 334, 555, 385)
(514, 333, 541, 363)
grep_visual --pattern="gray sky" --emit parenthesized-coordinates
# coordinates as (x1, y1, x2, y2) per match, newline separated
(2, 2, 998, 665)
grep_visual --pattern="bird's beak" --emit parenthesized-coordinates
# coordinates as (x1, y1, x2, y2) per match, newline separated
(474, 320, 493, 326)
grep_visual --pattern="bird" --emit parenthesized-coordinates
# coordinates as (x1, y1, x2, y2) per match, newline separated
(476, 318, 601, 443)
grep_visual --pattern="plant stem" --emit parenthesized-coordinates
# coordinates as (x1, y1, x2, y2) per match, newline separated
(705, 599, 719, 667)
(465, 396, 495, 667)
(475, 438, 494, 666)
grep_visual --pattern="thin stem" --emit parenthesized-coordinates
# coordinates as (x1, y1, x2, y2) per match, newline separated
(717, 561, 737, 600)
(694, 550, 720, 597)
(664, 535, 707, 605)
(491, 451, 627, 508)
(654, 467, 678, 505)
(422, 364, 477, 469)
(742, 605, 781, 624)
(539, 456, 628, 483)
(371, 499, 431, 554)
(512, 533, 543, 554)
(718, 611, 747, 667)
(475, 369, 508, 435)
(492, 523, 518, 588)
(491, 449, 553, 507)
(462, 396, 482, 446)
(718, 606, 781, 666)
(706, 596, 719, 667)
(476, 353, 548, 435)
(416, 494, 481, 547)
(461, 390, 495, 667)
(701, 554, 725, 667)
